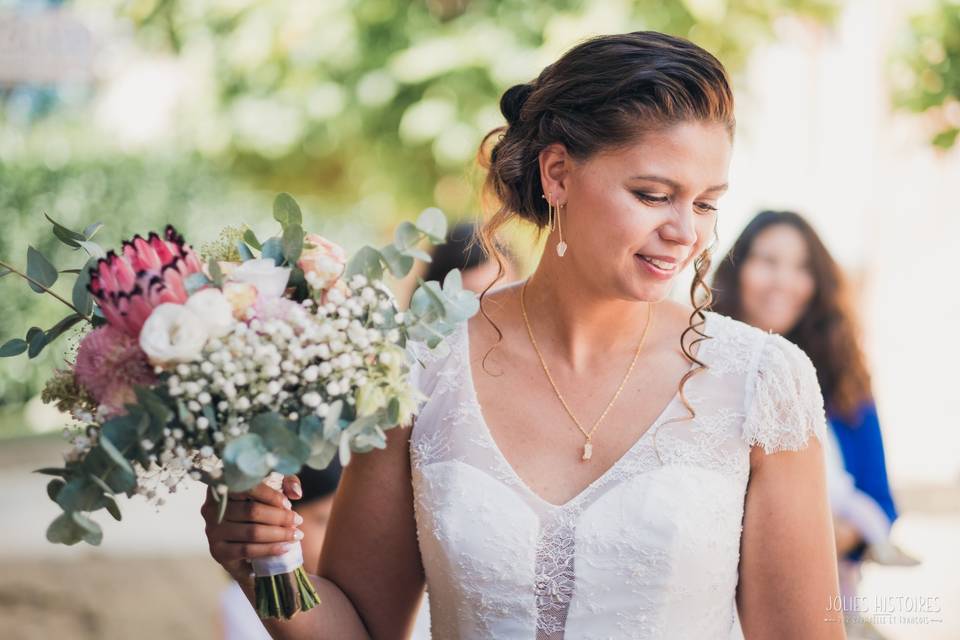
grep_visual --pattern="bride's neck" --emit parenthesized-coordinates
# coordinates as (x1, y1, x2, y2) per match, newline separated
(522, 264, 653, 368)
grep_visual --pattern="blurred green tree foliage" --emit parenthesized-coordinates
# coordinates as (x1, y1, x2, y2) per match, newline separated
(111, 0, 838, 216)
(892, 0, 960, 149)
(1, 0, 840, 415)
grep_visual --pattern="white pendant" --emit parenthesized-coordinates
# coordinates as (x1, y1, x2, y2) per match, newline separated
(582, 442, 592, 461)
(556, 241, 567, 257)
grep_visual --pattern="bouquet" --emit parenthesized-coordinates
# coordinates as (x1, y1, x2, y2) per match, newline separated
(0, 193, 478, 619)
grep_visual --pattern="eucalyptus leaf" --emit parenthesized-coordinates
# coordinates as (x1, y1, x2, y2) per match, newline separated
(207, 257, 224, 286)
(0, 338, 27, 357)
(243, 228, 262, 251)
(26, 246, 58, 293)
(82, 221, 104, 240)
(393, 221, 421, 251)
(72, 259, 96, 316)
(237, 445, 271, 479)
(47, 478, 66, 502)
(28, 330, 48, 359)
(46, 512, 86, 545)
(273, 193, 303, 228)
(261, 237, 284, 265)
(338, 432, 352, 467)
(55, 476, 106, 512)
(202, 403, 219, 432)
(34, 467, 70, 478)
(282, 223, 305, 264)
(89, 474, 117, 496)
(83, 446, 137, 494)
(45, 314, 84, 345)
(71, 512, 104, 545)
(387, 397, 401, 424)
(250, 412, 310, 475)
(306, 441, 338, 470)
(104, 496, 122, 521)
(44, 213, 86, 246)
(98, 434, 136, 477)
(323, 400, 344, 441)
(236, 240, 255, 261)
(415, 207, 448, 243)
(104, 403, 153, 449)
(184, 272, 210, 295)
(78, 240, 106, 259)
(406, 247, 433, 263)
(298, 415, 323, 444)
(345, 246, 384, 281)
(223, 434, 270, 491)
(379, 245, 414, 278)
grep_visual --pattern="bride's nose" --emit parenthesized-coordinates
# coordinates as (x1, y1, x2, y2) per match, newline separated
(659, 203, 698, 246)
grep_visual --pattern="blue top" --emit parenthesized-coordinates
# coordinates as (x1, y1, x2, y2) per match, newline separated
(828, 400, 898, 559)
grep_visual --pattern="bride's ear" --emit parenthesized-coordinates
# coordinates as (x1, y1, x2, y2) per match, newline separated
(538, 143, 572, 202)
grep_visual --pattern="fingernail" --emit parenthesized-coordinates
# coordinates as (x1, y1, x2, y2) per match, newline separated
(293, 512, 304, 525)
(293, 529, 304, 540)
(282, 543, 295, 552)
(283, 497, 292, 510)
(292, 483, 303, 499)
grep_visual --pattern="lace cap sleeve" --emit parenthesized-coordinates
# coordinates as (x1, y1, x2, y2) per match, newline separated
(742, 332, 828, 454)
(404, 324, 462, 410)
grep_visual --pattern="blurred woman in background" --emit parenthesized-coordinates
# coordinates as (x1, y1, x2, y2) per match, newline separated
(422, 221, 517, 292)
(712, 210, 916, 635)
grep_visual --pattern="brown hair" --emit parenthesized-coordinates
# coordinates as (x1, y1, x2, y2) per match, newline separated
(711, 210, 873, 420)
(475, 31, 736, 415)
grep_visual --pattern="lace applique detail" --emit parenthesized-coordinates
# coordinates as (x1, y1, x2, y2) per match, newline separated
(742, 332, 828, 454)
(534, 512, 579, 639)
(411, 428, 451, 470)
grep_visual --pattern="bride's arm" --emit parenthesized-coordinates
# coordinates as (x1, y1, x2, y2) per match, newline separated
(203, 424, 424, 640)
(737, 441, 845, 639)
(316, 424, 426, 639)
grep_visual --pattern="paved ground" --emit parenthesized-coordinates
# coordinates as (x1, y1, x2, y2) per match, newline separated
(2, 433, 957, 639)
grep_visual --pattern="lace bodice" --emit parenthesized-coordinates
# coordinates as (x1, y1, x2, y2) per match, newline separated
(407, 311, 827, 639)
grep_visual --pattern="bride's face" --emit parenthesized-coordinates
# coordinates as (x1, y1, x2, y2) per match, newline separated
(543, 121, 731, 302)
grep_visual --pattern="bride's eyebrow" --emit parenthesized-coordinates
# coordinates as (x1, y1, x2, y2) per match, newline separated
(629, 174, 728, 194)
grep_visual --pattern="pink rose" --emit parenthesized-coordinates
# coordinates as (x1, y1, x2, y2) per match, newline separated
(298, 233, 346, 291)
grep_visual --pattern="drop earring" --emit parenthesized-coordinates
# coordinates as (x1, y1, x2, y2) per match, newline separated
(542, 192, 567, 257)
(555, 199, 567, 257)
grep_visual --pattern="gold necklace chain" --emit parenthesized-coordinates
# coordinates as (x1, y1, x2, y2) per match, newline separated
(519, 279, 655, 461)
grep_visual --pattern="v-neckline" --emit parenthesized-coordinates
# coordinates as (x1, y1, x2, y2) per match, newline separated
(461, 312, 713, 510)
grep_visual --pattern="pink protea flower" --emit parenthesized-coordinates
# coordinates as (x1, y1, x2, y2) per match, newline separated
(74, 325, 156, 416)
(88, 226, 204, 338)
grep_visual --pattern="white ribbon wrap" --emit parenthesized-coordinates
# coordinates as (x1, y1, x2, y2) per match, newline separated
(252, 541, 304, 577)
(250, 471, 304, 578)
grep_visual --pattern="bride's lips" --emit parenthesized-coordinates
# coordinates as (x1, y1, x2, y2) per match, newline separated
(635, 254, 679, 280)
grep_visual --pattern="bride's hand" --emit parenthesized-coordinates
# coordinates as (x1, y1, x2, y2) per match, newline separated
(201, 475, 305, 581)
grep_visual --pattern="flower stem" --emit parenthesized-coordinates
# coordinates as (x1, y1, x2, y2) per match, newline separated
(0, 259, 93, 325)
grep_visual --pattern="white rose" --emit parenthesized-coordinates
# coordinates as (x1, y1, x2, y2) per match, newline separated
(139, 303, 209, 365)
(228, 258, 291, 300)
(185, 288, 235, 338)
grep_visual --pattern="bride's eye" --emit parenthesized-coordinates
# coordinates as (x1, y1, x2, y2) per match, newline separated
(633, 192, 669, 206)
(694, 202, 718, 214)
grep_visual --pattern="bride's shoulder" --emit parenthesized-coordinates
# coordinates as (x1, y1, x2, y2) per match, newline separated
(695, 311, 827, 452)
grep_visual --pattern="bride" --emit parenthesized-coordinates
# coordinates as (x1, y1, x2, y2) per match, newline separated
(202, 31, 843, 639)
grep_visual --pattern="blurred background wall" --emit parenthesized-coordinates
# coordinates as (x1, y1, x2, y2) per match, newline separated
(1, 0, 957, 638)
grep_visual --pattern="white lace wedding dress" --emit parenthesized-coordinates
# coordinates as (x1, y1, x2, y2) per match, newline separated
(407, 311, 827, 639)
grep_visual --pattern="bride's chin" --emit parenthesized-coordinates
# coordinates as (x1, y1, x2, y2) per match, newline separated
(621, 281, 671, 305)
